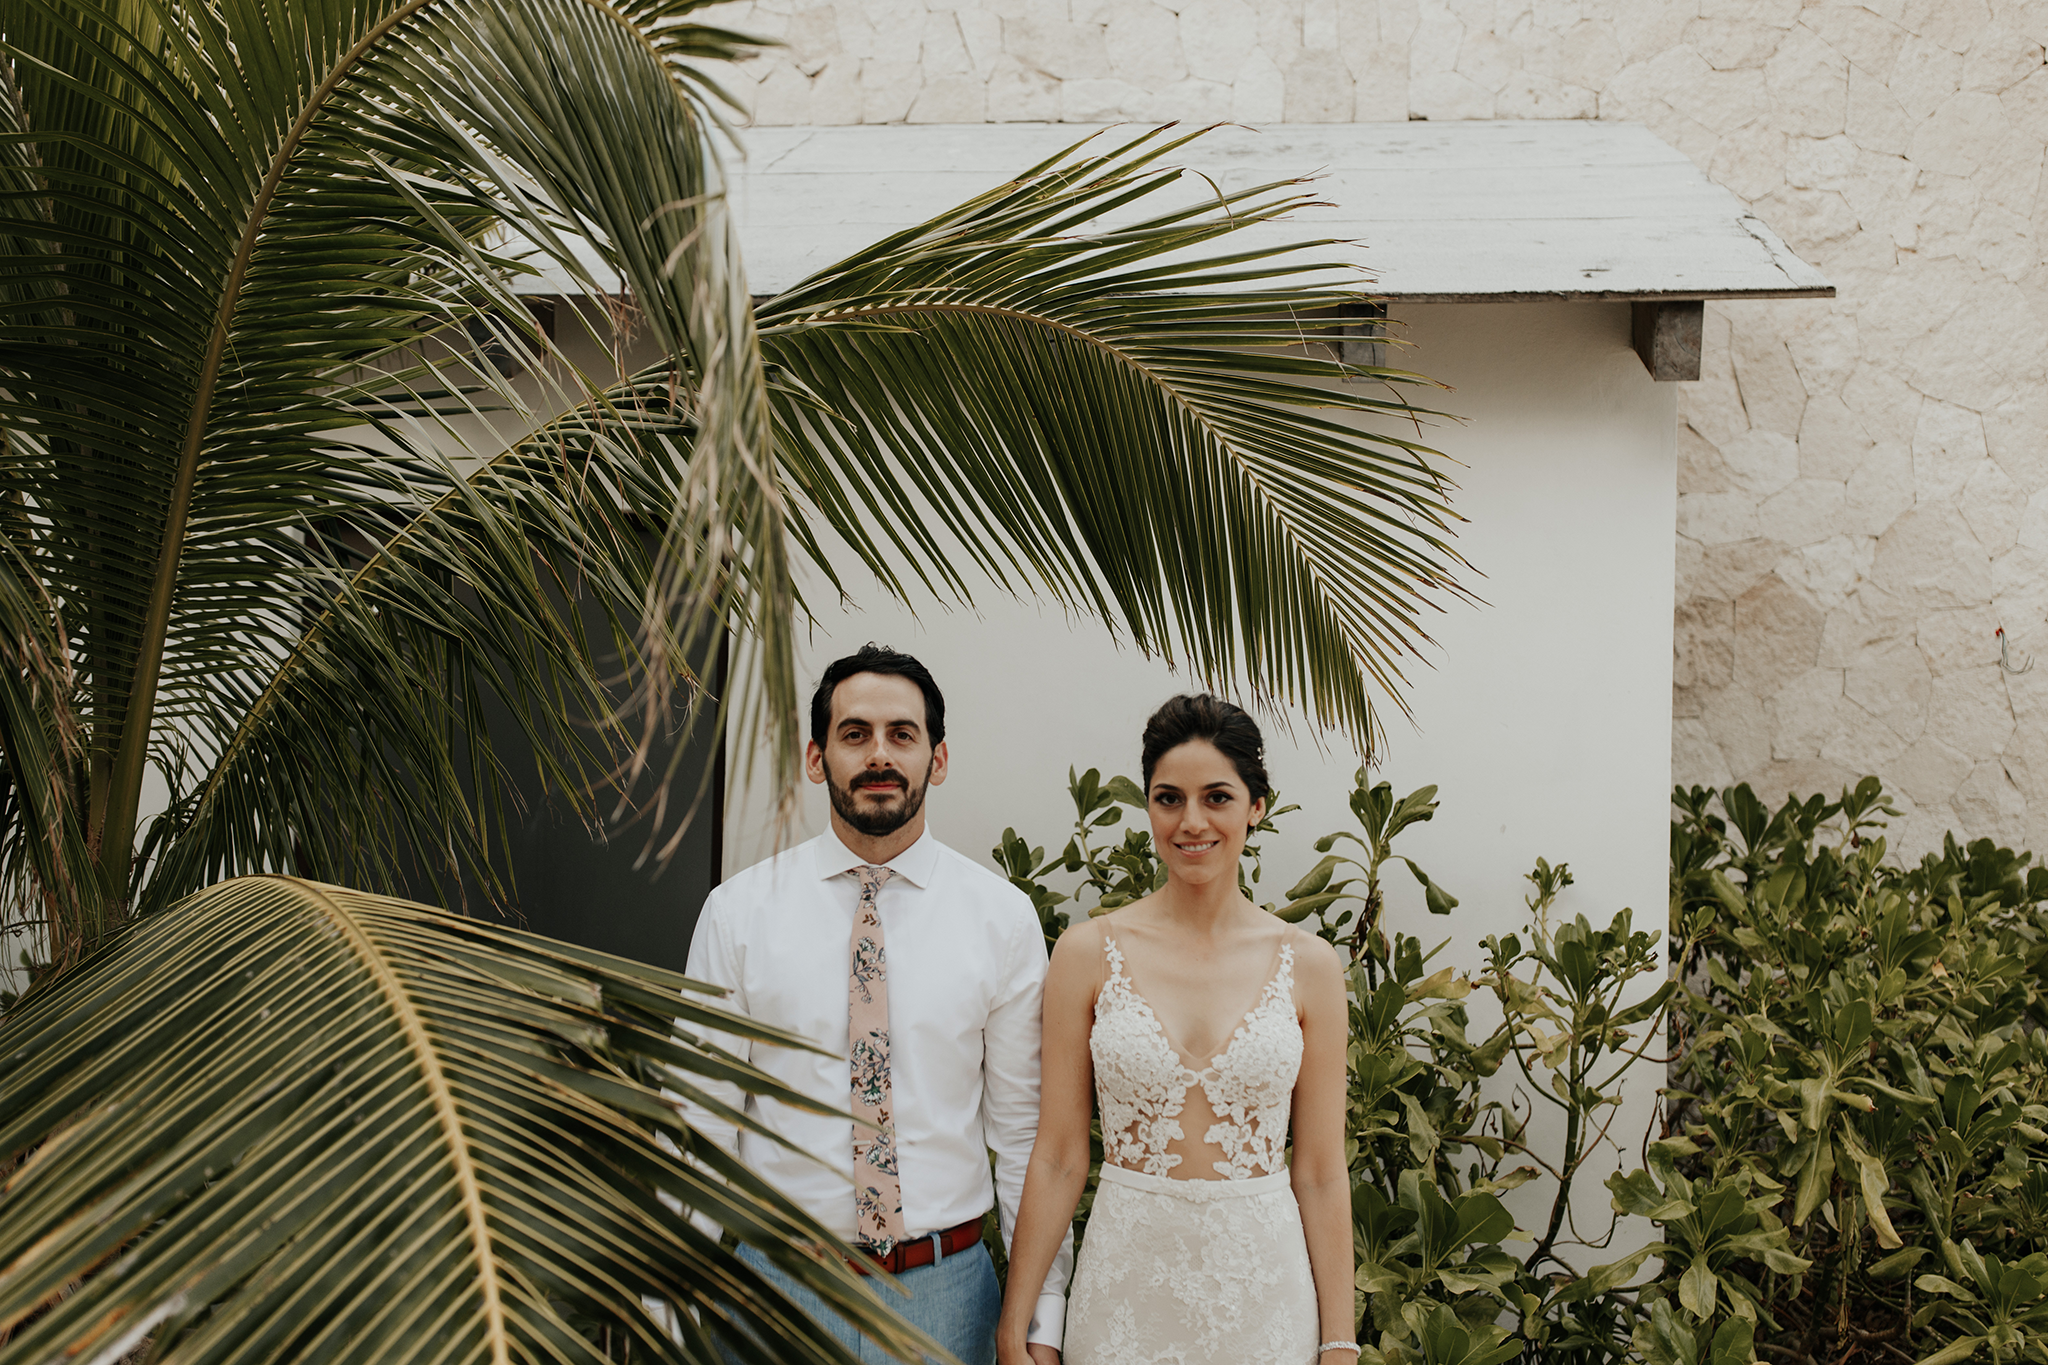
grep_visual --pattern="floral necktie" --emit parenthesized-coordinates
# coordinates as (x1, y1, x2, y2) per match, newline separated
(847, 863, 905, 1251)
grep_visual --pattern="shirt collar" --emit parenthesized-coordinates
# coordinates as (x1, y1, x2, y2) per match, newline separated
(813, 827, 940, 889)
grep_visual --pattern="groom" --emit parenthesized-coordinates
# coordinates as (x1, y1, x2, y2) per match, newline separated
(684, 644, 1070, 1364)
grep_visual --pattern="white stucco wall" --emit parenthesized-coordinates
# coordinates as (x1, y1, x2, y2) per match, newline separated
(727, 302, 1677, 911)
(724, 302, 1676, 1251)
(696, 0, 2048, 859)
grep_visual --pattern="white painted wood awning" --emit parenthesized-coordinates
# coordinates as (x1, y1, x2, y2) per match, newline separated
(514, 121, 1832, 305)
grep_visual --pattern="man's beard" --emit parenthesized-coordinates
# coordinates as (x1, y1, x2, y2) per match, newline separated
(825, 759, 933, 837)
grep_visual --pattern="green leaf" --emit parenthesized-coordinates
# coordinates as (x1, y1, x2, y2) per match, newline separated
(1636, 1299, 1699, 1365)
(1869, 1247, 1928, 1280)
(1277, 890, 1352, 922)
(1609, 980, 1677, 1028)
(1607, 1167, 1693, 1222)
(1793, 1129, 1835, 1226)
(1841, 1129, 1904, 1249)
(1105, 775, 1149, 807)
(1916, 1275, 1974, 1299)
(1708, 1317, 1756, 1365)
(0, 877, 929, 1365)
(1451, 1190, 1516, 1249)
(1912, 1337, 1988, 1365)
(1680, 1258, 1721, 1320)
(1405, 965, 1473, 1003)
(1356, 1257, 1409, 1295)
(1581, 1246, 1656, 1295)
(1397, 1091, 1443, 1169)
(1289, 853, 1345, 900)
(1404, 857, 1461, 915)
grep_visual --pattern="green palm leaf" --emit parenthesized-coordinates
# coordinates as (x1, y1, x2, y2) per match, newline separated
(0, 0, 788, 934)
(0, 876, 937, 1365)
(760, 125, 1469, 750)
(0, 526, 88, 953)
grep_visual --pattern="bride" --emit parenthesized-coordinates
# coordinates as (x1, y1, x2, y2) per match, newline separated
(997, 695, 1357, 1365)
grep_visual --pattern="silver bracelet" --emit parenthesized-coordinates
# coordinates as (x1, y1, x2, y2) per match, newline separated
(1318, 1344, 1362, 1356)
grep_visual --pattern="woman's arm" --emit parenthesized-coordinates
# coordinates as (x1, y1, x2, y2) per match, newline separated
(1291, 932, 1358, 1360)
(997, 921, 1102, 1365)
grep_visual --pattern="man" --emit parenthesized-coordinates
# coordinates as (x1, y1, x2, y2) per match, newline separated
(684, 644, 1070, 1364)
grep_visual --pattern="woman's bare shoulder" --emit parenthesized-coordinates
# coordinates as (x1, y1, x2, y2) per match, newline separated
(1286, 924, 1346, 983)
(1057, 911, 1112, 948)
(1048, 913, 1111, 980)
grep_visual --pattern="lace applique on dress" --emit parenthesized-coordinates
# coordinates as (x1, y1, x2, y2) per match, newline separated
(1090, 934, 1302, 1179)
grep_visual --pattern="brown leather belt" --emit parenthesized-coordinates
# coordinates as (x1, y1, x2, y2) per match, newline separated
(848, 1217, 984, 1276)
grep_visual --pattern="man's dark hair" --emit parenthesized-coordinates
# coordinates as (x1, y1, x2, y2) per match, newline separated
(809, 644, 947, 748)
(1140, 693, 1271, 805)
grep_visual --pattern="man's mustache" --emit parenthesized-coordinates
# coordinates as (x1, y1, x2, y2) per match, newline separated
(851, 772, 908, 791)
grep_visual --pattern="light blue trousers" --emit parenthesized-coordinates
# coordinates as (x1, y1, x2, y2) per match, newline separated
(723, 1237, 1000, 1365)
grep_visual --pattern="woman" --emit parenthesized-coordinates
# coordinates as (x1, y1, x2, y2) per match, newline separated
(996, 695, 1357, 1365)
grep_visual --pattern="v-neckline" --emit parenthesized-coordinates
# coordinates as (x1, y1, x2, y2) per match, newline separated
(1106, 934, 1292, 1075)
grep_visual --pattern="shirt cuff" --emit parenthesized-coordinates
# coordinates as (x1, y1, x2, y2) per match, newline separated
(1026, 1291, 1066, 1350)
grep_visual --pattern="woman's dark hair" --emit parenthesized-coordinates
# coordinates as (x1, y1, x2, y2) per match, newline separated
(810, 643, 946, 747)
(1140, 694, 1270, 805)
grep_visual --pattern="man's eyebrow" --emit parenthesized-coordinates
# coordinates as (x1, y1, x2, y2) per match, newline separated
(835, 715, 922, 733)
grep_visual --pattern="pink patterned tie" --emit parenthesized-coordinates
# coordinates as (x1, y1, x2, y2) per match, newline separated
(847, 864, 906, 1251)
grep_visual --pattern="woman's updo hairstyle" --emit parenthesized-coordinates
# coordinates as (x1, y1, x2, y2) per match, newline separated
(1140, 694, 1271, 806)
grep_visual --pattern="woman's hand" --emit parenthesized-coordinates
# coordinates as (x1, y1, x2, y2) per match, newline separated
(995, 1333, 1060, 1365)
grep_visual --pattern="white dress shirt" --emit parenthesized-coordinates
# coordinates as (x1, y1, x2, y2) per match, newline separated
(682, 828, 1073, 1347)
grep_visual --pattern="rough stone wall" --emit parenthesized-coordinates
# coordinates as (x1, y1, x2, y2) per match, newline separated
(700, 1, 2048, 857)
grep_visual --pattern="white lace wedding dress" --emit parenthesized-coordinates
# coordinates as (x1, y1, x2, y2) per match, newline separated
(1062, 934, 1321, 1365)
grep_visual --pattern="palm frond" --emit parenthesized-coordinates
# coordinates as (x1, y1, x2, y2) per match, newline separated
(759, 125, 1470, 750)
(0, 876, 937, 1365)
(0, 0, 790, 924)
(143, 379, 705, 911)
(0, 517, 89, 967)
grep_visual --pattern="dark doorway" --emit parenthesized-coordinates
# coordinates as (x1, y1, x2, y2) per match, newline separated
(460, 602, 724, 974)
(367, 548, 725, 975)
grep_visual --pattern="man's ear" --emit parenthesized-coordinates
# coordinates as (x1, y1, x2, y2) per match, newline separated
(804, 739, 827, 785)
(927, 739, 949, 787)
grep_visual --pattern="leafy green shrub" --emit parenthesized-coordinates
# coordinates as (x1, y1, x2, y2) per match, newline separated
(1668, 779, 2048, 1365)
(993, 767, 2048, 1365)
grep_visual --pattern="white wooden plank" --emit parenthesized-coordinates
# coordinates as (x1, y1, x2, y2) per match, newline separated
(513, 121, 1834, 301)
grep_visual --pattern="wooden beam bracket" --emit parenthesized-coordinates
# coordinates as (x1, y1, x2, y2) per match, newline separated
(1334, 300, 1389, 380)
(1631, 299, 1704, 381)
